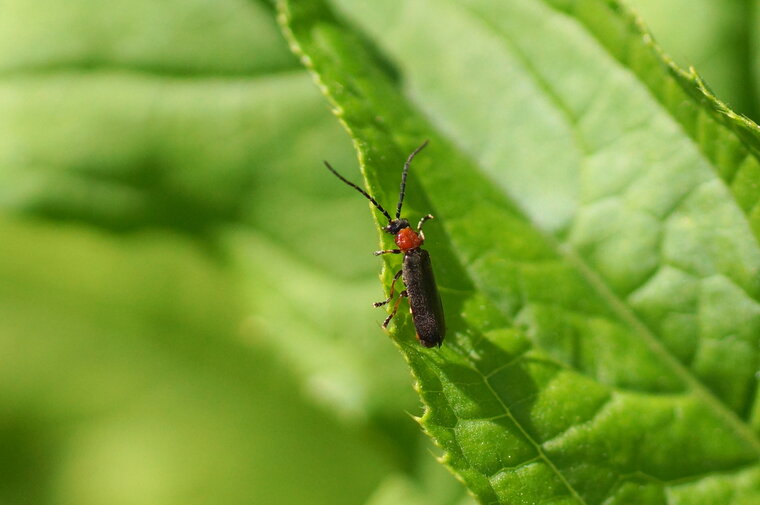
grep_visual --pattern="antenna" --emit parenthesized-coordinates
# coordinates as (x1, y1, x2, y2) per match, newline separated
(323, 161, 392, 221)
(395, 140, 429, 219)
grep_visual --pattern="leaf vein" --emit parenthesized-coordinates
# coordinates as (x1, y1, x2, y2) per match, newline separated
(453, 0, 760, 453)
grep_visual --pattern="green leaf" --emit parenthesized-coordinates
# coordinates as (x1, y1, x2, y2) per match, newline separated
(0, 0, 299, 232)
(0, 215, 396, 505)
(0, 0, 451, 502)
(754, 0, 760, 118)
(625, 0, 758, 120)
(0, 0, 419, 436)
(279, 0, 760, 503)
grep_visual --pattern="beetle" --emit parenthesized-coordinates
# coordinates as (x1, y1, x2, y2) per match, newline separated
(323, 141, 445, 348)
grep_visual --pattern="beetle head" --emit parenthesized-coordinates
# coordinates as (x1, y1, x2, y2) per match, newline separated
(383, 218, 410, 235)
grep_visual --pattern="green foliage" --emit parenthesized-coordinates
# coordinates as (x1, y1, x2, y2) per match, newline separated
(4, 0, 760, 504)
(279, 0, 760, 503)
(0, 1, 440, 504)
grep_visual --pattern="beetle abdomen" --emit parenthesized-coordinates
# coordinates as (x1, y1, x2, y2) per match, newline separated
(402, 248, 445, 347)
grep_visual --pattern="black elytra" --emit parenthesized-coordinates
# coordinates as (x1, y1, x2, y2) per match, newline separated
(401, 248, 446, 347)
(323, 141, 446, 348)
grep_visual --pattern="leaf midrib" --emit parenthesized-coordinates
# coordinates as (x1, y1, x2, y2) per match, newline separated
(437, 151, 760, 501)
(481, 358, 590, 505)
(280, 0, 760, 500)
(278, 4, 598, 500)
(432, 0, 760, 454)
(538, 0, 760, 224)
(445, 0, 760, 253)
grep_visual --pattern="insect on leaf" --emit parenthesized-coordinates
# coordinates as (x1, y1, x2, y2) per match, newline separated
(279, 0, 760, 503)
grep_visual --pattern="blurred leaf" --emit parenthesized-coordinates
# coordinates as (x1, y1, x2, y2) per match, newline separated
(626, 0, 758, 120)
(0, 215, 394, 505)
(363, 445, 478, 505)
(0, 0, 442, 503)
(0, 0, 420, 429)
(754, 0, 760, 116)
(364, 476, 433, 505)
(280, 0, 760, 503)
(0, 0, 294, 74)
(0, 0, 298, 232)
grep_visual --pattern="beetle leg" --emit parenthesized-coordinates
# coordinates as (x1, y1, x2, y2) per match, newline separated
(382, 290, 408, 328)
(373, 248, 402, 256)
(373, 270, 403, 307)
(417, 214, 434, 241)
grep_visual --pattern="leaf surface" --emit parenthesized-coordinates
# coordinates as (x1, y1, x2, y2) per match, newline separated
(0, 0, 418, 436)
(624, 0, 757, 120)
(280, 0, 760, 502)
(0, 0, 444, 502)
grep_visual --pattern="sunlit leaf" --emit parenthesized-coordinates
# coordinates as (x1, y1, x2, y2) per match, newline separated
(280, 0, 760, 502)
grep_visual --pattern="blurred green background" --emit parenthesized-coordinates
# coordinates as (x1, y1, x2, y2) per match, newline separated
(0, 1, 758, 504)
